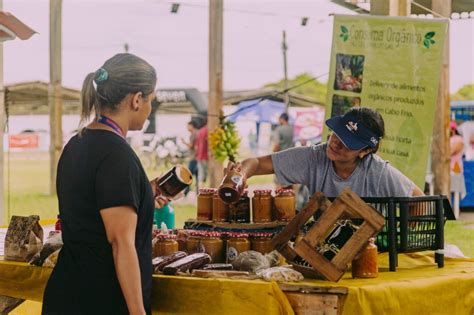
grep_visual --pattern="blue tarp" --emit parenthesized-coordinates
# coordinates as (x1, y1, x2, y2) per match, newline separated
(227, 98, 286, 124)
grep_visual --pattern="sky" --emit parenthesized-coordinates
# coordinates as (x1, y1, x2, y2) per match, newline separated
(4, 0, 474, 93)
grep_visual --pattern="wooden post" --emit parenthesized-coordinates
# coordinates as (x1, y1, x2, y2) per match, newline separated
(208, 0, 223, 188)
(49, 0, 63, 195)
(431, 0, 451, 196)
(0, 0, 5, 225)
(371, 0, 410, 16)
(282, 30, 289, 111)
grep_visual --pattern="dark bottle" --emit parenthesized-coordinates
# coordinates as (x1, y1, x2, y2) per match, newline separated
(55, 215, 61, 231)
(218, 168, 244, 203)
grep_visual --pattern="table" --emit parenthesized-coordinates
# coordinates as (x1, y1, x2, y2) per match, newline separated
(0, 252, 473, 315)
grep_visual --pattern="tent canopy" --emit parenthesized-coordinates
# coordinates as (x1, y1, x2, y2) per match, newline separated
(227, 98, 286, 124)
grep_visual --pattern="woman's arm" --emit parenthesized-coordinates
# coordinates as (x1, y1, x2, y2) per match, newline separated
(101, 206, 145, 315)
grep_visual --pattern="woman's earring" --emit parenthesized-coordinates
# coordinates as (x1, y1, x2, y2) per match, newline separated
(359, 153, 365, 159)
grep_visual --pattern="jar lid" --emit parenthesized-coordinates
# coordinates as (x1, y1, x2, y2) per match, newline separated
(155, 233, 177, 240)
(275, 188, 294, 194)
(188, 230, 205, 237)
(254, 189, 272, 194)
(199, 188, 217, 194)
(230, 232, 249, 238)
(201, 231, 222, 238)
(250, 232, 273, 239)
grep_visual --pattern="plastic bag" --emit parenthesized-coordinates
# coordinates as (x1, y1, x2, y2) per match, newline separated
(5, 215, 43, 262)
(30, 230, 63, 266)
(257, 267, 304, 282)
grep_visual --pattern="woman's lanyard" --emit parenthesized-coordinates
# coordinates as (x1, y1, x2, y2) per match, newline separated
(97, 115, 125, 139)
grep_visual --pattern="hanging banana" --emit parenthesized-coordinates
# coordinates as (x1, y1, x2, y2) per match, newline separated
(209, 116, 240, 163)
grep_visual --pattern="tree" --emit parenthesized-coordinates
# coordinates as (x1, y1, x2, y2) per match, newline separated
(263, 73, 327, 104)
(451, 84, 474, 101)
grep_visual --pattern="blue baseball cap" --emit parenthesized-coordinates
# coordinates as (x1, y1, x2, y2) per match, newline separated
(325, 112, 382, 151)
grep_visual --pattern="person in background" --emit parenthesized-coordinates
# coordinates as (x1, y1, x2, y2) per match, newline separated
(229, 107, 424, 198)
(272, 112, 294, 152)
(42, 53, 170, 315)
(272, 112, 294, 189)
(182, 120, 198, 195)
(450, 121, 466, 215)
(195, 119, 208, 187)
(458, 119, 474, 161)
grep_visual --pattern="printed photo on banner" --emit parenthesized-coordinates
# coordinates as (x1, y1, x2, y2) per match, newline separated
(334, 53, 365, 93)
(331, 95, 361, 117)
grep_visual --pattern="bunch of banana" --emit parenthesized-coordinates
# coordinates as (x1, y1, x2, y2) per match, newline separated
(209, 120, 240, 163)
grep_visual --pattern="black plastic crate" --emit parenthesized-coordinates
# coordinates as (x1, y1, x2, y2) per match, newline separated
(361, 196, 455, 271)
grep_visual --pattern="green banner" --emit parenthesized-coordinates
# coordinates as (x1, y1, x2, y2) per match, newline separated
(324, 15, 448, 189)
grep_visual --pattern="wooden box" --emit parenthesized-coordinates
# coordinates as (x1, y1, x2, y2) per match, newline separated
(271, 188, 385, 282)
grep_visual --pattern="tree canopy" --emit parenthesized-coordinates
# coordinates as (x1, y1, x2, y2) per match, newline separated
(451, 84, 474, 101)
(263, 73, 327, 104)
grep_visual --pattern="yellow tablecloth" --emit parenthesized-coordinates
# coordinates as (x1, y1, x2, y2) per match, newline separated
(0, 252, 473, 315)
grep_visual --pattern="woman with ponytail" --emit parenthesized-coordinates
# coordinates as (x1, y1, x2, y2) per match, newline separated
(42, 53, 166, 315)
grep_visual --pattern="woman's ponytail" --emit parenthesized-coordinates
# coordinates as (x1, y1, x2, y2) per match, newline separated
(80, 72, 99, 128)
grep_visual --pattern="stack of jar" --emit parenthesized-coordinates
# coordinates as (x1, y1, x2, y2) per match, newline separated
(196, 188, 296, 223)
(249, 232, 274, 254)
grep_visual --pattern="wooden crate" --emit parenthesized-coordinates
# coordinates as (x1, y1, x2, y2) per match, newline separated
(272, 188, 385, 282)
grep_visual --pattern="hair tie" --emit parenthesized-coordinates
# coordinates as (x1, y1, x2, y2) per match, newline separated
(94, 68, 109, 84)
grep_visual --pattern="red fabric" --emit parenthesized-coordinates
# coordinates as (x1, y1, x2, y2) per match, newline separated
(195, 126, 208, 161)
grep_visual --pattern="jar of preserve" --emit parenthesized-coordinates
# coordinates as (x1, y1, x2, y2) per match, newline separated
(227, 233, 251, 262)
(153, 234, 179, 257)
(218, 168, 245, 203)
(352, 238, 378, 278)
(185, 231, 205, 254)
(273, 189, 295, 221)
(250, 233, 274, 254)
(252, 190, 273, 223)
(197, 188, 216, 221)
(229, 190, 250, 223)
(200, 232, 224, 263)
(175, 229, 189, 251)
(213, 192, 229, 222)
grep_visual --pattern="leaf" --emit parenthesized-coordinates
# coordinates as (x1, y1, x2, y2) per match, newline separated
(423, 38, 430, 48)
(343, 34, 349, 42)
(341, 25, 348, 33)
(430, 39, 435, 44)
(425, 31, 436, 39)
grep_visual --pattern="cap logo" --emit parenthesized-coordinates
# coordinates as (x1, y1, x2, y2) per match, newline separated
(370, 136, 378, 145)
(345, 121, 358, 133)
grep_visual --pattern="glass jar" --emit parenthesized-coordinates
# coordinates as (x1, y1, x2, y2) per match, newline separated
(252, 190, 273, 223)
(200, 232, 224, 263)
(218, 168, 245, 203)
(227, 234, 251, 262)
(197, 188, 216, 221)
(250, 233, 274, 254)
(352, 238, 378, 278)
(229, 190, 250, 223)
(273, 189, 295, 221)
(185, 235, 205, 254)
(213, 192, 229, 222)
(153, 235, 179, 258)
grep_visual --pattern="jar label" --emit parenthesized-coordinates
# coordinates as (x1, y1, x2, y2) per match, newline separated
(231, 175, 242, 185)
(227, 246, 238, 261)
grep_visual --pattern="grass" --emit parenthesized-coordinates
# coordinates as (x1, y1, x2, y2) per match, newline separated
(3, 152, 474, 258)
